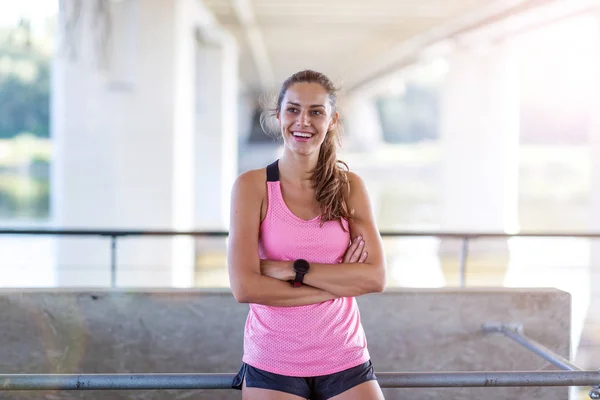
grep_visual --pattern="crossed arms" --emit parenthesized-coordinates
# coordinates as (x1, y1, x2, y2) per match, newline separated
(227, 170, 386, 307)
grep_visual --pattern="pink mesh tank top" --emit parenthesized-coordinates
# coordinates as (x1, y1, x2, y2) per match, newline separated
(242, 160, 370, 377)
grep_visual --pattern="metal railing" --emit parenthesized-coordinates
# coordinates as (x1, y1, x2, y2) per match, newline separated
(0, 323, 598, 397)
(0, 371, 598, 390)
(482, 323, 600, 399)
(2, 228, 600, 288)
(1, 229, 598, 395)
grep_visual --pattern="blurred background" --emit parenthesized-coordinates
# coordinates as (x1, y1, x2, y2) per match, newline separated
(0, 0, 599, 397)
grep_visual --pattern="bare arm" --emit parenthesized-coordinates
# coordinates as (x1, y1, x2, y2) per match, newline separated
(261, 172, 387, 298)
(227, 170, 339, 307)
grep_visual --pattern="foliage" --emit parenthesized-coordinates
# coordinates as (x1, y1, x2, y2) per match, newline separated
(0, 22, 52, 219)
(0, 24, 51, 139)
(375, 83, 441, 144)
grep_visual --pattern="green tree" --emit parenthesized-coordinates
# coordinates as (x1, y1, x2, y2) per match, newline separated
(376, 82, 441, 144)
(0, 23, 51, 139)
(0, 21, 52, 219)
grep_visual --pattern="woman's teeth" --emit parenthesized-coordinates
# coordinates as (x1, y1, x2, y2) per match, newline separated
(293, 132, 312, 138)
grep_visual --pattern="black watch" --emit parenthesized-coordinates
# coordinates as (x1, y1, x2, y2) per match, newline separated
(292, 259, 310, 287)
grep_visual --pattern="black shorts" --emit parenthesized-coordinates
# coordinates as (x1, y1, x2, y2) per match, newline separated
(231, 360, 378, 400)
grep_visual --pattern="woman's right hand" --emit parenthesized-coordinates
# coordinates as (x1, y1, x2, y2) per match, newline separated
(342, 236, 367, 263)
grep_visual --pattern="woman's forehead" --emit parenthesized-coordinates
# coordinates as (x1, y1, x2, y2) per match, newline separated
(284, 82, 330, 106)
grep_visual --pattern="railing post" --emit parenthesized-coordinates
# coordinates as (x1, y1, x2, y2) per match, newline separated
(110, 235, 117, 288)
(482, 322, 582, 371)
(590, 383, 600, 399)
(459, 237, 469, 288)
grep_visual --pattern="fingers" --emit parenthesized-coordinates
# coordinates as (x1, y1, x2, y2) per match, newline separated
(358, 250, 368, 263)
(349, 239, 364, 262)
(344, 236, 366, 263)
(343, 236, 360, 263)
(345, 236, 362, 263)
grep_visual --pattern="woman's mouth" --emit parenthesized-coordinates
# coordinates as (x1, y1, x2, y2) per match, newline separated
(292, 131, 314, 142)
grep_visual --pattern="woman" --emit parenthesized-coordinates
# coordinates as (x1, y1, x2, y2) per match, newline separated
(228, 69, 387, 400)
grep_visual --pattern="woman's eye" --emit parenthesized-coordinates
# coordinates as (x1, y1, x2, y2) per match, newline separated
(287, 107, 298, 113)
(312, 110, 322, 115)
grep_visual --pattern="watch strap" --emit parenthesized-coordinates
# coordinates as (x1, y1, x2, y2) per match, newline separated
(292, 272, 305, 287)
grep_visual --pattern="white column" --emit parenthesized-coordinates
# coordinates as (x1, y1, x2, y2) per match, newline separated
(438, 40, 520, 284)
(195, 38, 238, 232)
(583, 14, 600, 364)
(440, 40, 520, 233)
(52, 0, 233, 287)
(0, 227, 56, 287)
(590, 10, 600, 320)
(192, 31, 239, 287)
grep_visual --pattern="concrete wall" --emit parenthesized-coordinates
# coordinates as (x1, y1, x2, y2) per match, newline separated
(0, 288, 571, 399)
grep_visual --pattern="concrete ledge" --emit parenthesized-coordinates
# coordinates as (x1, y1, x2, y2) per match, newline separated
(0, 288, 571, 399)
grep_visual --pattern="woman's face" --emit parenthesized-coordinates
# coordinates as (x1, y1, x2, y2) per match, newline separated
(277, 82, 338, 157)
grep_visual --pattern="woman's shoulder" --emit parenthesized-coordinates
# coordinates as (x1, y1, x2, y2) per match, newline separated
(347, 171, 366, 190)
(232, 167, 268, 197)
(346, 171, 370, 205)
(336, 160, 361, 187)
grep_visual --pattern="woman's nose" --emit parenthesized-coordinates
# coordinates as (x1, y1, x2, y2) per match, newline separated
(296, 111, 310, 126)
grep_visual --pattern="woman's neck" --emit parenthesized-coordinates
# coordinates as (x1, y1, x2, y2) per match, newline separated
(278, 150, 318, 188)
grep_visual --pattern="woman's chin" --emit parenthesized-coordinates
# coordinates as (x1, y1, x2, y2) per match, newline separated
(290, 145, 319, 157)
(283, 140, 318, 156)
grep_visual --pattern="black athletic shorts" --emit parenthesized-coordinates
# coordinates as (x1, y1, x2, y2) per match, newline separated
(231, 360, 378, 400)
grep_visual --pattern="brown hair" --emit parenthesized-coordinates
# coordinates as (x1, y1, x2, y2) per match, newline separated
(265, 70, 352, 224)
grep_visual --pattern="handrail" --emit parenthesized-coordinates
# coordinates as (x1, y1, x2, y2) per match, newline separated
(2, 228, 600, 238)
(0, 229, 229, 237)
(482, 322, 600, 398)
(2, 229, 599, 288)
(482, 322, 583, 372)
(4, 321, 596, 395)
(0, 370, 598, 390)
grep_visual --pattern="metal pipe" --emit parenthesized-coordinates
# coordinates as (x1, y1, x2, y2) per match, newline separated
(0, 374, 235, 390)
(482, 323, 582, 371)
(0, 371, 598, 390)
(376, 371, 600, 388)
(500, 328, 581, 371)
(459, 237, 468, 288)
(3, 228, 600, 239)
(110, 236, 117, 288)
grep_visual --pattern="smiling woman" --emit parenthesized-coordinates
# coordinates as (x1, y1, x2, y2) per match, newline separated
(227, 70, 386, 400)
(265, 71, 353, 225)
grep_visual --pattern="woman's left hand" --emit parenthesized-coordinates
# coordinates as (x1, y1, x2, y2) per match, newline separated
(260, 260, 294, 281)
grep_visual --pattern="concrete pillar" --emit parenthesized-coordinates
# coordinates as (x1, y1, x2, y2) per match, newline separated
(194, 39, 238, 232)
(440, 40, 520, 233)
(0, 226, 56, 287)
(52, 0, 235, 287)
(590, 14, 600, 320)
(192, 31, 239, 287)
(580, 14, 600, 367)
(438, 40, 520, 283)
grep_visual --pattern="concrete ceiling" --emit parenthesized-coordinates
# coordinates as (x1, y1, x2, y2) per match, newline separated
(200, 0, 569, 93)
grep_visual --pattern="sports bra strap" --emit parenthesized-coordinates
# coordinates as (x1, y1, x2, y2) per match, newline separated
(266, 160, 279, 182)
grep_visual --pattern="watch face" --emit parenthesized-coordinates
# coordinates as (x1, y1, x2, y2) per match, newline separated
(294, 259, 310, 274)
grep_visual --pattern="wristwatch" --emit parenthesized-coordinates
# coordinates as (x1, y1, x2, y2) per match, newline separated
(292, 259, 310, 287)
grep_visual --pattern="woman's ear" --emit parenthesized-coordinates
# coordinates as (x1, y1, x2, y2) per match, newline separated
(329, 111, 339, 131)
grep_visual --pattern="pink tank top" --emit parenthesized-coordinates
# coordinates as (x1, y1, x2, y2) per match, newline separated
(242, 160, 370, 377)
